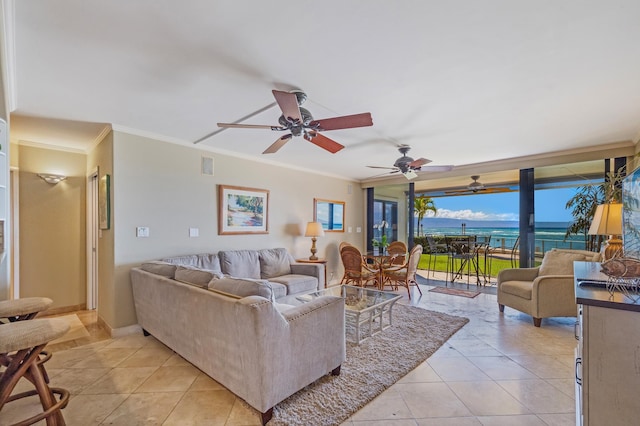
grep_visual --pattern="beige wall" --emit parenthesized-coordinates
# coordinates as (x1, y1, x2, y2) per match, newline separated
(108, 131, 364, 329)
(18, 145, 87, 308)
(87, 132, 115, 326)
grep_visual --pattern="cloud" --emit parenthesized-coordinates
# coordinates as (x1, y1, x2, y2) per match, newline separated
(427, 209, 518, 221)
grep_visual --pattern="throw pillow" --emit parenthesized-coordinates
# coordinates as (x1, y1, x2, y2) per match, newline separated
(539, 249, 594, 276)
(259, 248, 292, 279)
(208, 276, 274, 300)
(175, 265, 223, 288)
(140, 261, 178, 279)
(218, 250, 261, 279)
(161, 253, 222, 276)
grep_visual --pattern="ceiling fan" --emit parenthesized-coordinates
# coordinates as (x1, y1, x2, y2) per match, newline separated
(216, 89, 373, 154)
(445, 175, 513, 195)
(367, 145, 453, 180)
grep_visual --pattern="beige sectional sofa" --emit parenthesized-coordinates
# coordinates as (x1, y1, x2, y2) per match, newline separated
(130, 248, 345, 424)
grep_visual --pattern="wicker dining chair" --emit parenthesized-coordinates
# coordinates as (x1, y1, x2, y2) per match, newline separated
(386, 241, 407, 265)
(382, 244, 424, 299)
(340, 245, 379, 288)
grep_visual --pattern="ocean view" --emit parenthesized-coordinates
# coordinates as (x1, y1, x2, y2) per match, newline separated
(420, 219, 587, 253)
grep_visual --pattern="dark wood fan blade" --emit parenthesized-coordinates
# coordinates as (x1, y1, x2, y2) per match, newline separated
(310, 113, 373, 131)
(263, 134, 293, 154)
(409, 157, 432, 168)
(217, 123, 284, 130)
(272, 90, 302, 122)
(304, 132, 344, 153)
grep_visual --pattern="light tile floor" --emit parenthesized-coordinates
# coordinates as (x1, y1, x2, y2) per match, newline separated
(1, 271, 578, 425)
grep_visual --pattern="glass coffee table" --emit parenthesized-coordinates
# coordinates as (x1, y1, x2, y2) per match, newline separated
(281, 285, 402, 344)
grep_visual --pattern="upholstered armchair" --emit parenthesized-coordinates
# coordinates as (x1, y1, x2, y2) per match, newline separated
(497, 248, 601, 327)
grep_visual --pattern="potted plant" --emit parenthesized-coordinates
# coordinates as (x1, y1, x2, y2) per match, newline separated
(380, 234, 389, 254)
(371, 238, 380, 256)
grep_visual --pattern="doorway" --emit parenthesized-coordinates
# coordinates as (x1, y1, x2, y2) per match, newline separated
(87, 170, 98, 310)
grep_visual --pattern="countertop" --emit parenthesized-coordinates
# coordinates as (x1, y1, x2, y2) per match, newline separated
(574, 261, 640, 313)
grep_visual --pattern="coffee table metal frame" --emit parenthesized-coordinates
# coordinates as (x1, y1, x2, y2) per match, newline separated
(287, 285, 402, 344)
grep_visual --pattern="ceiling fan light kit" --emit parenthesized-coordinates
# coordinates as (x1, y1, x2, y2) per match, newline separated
(217, 89, 373, 154)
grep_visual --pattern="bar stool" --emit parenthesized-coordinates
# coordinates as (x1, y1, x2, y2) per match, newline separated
(0, 318, 70, 425)
(0, 297, 53, 323)
(0, 297, 54, 383)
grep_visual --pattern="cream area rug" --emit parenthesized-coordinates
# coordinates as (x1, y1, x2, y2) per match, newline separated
(269, 304, 469, 426)
(48, 314, 90, 344)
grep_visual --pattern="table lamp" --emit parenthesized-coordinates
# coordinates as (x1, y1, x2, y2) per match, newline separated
(305, 222, 325, 260)
(588, 202, 623, 260)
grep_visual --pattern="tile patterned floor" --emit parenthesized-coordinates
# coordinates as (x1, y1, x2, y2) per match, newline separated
(1, 271, 578, 425)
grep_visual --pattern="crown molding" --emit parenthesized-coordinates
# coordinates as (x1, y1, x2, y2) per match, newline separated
(16, 139, 87, 154)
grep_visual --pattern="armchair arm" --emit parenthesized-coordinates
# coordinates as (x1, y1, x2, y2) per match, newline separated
(497, 267, 540, 285)
(531, 274, 577, 318)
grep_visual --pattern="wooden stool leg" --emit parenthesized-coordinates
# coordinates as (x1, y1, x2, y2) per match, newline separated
(0, 343, 69, 426)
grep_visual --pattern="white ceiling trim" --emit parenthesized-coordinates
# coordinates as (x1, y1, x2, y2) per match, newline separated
(17, 138, 87, 154)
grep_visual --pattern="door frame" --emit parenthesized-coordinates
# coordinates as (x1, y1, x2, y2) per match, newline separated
(10, 167, 19, 299)
(86, 168, 99, 310)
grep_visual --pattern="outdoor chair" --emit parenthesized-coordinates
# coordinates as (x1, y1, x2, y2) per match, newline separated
(445, 235, 481, 287)
(425, 236, 448, 279)
(382, 244, 424, 299)
(510, 236, 520, 268)
(497, 248, 601, 326)
(340, 245, 379, 288)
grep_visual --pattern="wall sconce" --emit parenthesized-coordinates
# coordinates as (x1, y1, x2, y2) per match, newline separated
(38, 174, 67, 184)
(304, 221, 325, 260)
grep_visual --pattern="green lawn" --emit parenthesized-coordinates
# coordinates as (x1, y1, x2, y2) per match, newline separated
(418, 253, 530, 278)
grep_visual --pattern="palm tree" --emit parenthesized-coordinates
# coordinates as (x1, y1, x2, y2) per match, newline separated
(414, 196, 437, 236)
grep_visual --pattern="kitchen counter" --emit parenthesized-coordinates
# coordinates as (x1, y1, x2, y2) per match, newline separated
(574, 261, 640, 312)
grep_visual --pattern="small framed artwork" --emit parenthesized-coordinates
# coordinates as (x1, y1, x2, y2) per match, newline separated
(218, 185, 269, 235)
(99, 174, 110, 230)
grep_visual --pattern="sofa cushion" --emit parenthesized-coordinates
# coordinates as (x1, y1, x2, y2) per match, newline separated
(539, 249, 599, 276)
(258, 248, 292, 279)
(175, 265, 223, 288)
(161, 253, 222, 275)
(270, 282, 288, 299)
(500, 280, 533, 300)
(140, 261, 177, 279)
(219, 250, 261, 279)
(208, 276, 274, 300)
(269, 274, 318, 295)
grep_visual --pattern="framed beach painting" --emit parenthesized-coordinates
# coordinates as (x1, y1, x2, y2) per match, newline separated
(218, 185, 269, 235)
(622, 166, 640, 259)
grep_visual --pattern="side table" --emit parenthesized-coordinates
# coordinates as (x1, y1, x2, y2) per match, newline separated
(296, 258, 328, 288)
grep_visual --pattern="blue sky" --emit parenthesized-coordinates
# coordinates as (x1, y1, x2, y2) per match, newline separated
(429, 187, 579, 223)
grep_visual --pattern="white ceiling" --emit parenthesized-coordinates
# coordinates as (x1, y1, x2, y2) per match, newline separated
(5, 0, 640, 186)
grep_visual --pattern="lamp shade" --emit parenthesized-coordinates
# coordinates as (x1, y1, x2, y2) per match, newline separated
(304, 222, 325, 238)
(588, 203, 623, 236)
